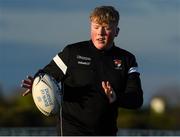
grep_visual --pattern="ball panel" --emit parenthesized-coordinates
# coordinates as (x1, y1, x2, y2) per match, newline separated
(32, 73, 61, 116)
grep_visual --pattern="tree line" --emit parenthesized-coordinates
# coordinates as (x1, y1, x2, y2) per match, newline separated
(0, 87, 180, 129)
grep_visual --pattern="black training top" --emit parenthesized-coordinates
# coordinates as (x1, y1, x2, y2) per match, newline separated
(37, 40, 143, 135)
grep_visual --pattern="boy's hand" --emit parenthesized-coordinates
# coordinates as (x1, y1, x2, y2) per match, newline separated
(102, 81, 116, 103)
(21, 75, 34, 96)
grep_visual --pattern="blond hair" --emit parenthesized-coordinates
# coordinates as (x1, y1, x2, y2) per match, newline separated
(90, 6, 119, 26)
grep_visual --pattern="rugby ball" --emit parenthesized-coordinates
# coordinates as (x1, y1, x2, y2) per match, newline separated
(32, 73, 62, 116)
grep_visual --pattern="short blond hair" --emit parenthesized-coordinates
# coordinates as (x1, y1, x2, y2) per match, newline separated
(90, 6, 119, 25)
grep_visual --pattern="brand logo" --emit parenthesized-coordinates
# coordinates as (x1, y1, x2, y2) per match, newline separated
(77, 55, 91, 61)
(77, 55, 91, 66)
(41, 88, 53, 107)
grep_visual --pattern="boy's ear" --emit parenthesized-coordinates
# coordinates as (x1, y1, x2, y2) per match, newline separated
(115, 27, 120, 37)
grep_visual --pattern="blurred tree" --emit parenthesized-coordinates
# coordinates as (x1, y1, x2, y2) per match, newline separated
(152, 84, 180, 108)
(1, 84, 180, 129)
(117, 108, 149, 129)
(0, 88, 56, 127)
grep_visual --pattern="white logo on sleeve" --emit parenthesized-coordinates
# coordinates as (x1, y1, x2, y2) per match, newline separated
(128, 67, 139, 74)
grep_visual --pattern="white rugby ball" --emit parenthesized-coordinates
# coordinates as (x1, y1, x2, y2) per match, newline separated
(32, 73, 62, 116)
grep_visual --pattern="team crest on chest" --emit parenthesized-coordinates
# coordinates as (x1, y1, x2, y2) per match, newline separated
(113, 59, 122, 70)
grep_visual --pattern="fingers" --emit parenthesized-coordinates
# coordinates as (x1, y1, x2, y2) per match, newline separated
(21, 75, 34, 96)
(22, 89, 31, 96)
(27, 75, 34, 81)
(21, 75, 34, 86)
(21, 81, 32, 89)
(102, 81, 112, 95)
(102, 81, 116, 103)
(22, 79, 32, 85)
(106, 81, 112, 93)
(21, 79, 33, 88)
(102, 81, 107, 93)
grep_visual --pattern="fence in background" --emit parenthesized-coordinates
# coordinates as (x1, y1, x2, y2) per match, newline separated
(0, 127, 180, 136)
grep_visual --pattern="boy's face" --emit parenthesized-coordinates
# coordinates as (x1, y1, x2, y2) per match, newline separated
(90, 20, 119, 50)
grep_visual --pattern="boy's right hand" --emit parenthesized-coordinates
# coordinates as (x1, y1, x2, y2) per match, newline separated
(21, 75, 34, 96)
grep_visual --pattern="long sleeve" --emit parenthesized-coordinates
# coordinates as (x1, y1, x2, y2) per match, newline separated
(117, 73, 143, 109)
(34, 46, 70, 82)
(117, 55, 143, 109)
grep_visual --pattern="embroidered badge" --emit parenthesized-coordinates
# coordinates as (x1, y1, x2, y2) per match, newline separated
(114, 59, 122, 69)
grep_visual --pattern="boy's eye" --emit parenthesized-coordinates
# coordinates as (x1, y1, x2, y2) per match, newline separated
(94, 26, 99, 29)
(105, 27, 111, 30)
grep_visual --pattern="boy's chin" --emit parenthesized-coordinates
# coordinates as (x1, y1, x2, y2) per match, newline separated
(95, 44, 107, 50)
